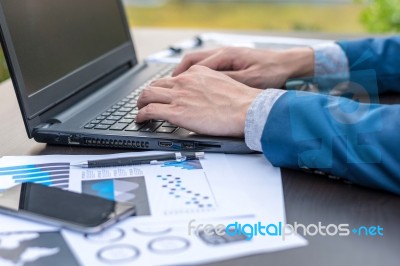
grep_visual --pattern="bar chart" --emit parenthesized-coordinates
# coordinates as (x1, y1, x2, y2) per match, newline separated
(0, 163, 70, 190)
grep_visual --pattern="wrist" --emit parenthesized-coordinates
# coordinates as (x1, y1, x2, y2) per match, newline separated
(283, 47, 314, 78)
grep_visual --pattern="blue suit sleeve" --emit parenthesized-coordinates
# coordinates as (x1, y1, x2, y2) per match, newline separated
(337, 36, 400, 93)
(262, 91, 400, 195)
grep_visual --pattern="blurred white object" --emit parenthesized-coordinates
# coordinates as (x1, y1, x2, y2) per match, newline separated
(123, 0, 167, 7)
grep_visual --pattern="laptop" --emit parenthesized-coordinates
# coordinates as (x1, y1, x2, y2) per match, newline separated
(0, 0, 251, 153)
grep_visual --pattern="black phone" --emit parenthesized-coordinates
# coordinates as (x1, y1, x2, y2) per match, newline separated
(0, 182, 135, 233)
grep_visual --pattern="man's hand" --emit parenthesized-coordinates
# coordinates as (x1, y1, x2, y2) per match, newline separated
(173, 47, 314, 89)
(136, 65, 262, 137)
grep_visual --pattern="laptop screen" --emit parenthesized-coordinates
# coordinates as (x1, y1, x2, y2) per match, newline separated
(0, 0, 136, 126)
(2, 0, 130, 96)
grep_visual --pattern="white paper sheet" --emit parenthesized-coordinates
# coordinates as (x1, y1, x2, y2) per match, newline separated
(0, 152, 307, 265)
(0, 152, 257, 220)
(146, 32, 332, 64)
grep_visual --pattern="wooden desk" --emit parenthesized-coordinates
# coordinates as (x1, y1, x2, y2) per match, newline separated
(0, 28, 399, 266)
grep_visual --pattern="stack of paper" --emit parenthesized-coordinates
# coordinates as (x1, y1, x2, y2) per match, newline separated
(0, 152, 307, 265)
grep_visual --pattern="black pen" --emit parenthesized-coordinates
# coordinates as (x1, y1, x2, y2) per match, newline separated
(72, 152, 205, 168)
(168, 36, 203, 55)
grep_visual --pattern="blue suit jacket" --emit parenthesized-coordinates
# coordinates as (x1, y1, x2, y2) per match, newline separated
(262, 36, 400, 195)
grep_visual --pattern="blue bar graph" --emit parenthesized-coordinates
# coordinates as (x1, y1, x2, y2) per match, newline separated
(0, 163, 70, 189)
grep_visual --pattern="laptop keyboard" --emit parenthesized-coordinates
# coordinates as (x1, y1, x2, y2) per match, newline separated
(84, 65, 179, 134)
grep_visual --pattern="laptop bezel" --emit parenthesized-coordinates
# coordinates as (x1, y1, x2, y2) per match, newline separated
(0, 0, 137, 135)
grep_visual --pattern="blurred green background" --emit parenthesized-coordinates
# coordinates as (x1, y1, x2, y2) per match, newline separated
(125, 0, 364, 32)
(1, 0, 399, 83)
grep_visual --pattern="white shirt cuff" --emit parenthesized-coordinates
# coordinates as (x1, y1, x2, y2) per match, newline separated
(244, 88, 286, 151)
(312, 42, 349, 92)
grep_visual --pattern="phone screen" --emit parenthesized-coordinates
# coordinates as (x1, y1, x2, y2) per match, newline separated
(0, 183, 135, 230)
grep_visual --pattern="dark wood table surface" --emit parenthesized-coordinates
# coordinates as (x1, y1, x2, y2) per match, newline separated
(0, 29, 399, 266)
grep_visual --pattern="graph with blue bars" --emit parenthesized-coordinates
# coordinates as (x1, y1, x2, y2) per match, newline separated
(0, 163, 70, 190)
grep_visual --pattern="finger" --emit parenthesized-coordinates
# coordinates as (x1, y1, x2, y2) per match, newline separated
(196, 52, 232, 71)
(137, 87, 173, 109)
(150, 77, 175, 88)
(172, 49, 216, 76)
(135, 103, 177, 124)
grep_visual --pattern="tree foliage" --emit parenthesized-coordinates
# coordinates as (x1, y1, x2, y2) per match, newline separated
(359, 0, 400, 32)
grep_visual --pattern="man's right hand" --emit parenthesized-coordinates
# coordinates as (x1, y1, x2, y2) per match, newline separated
(172, 46, 315, 89)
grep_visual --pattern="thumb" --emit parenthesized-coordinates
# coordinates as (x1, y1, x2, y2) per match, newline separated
(220, 70, 246, 84)
(196, 52, 233, 71)
(172, 49, 216, 76)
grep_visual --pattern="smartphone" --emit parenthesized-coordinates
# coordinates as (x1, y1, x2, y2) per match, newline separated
(0, 182, 135, 233)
